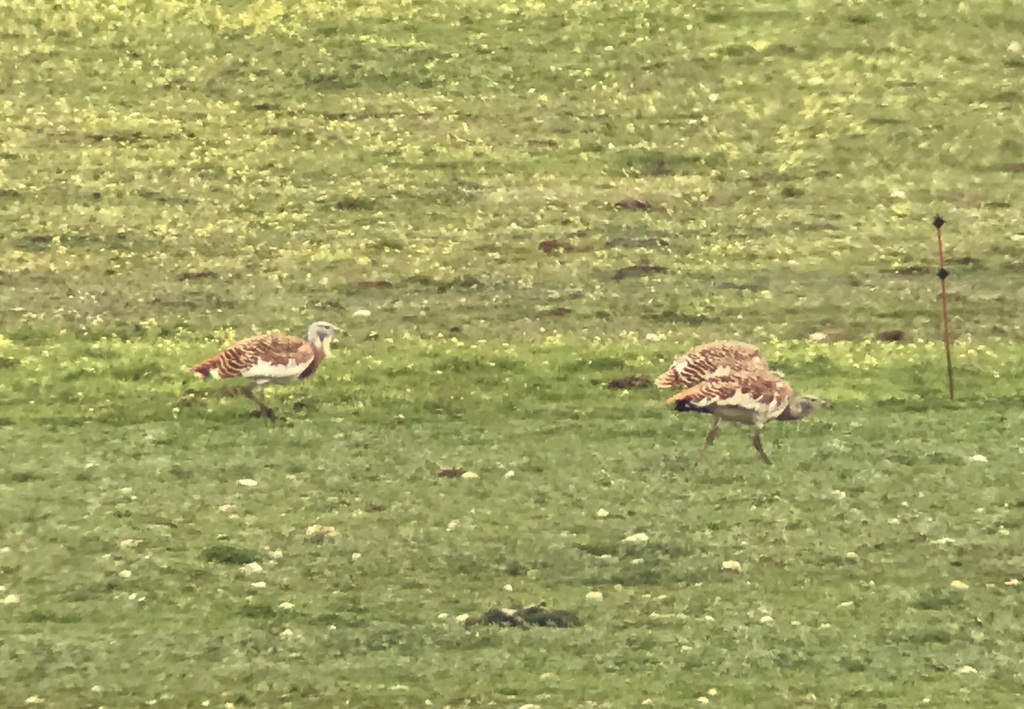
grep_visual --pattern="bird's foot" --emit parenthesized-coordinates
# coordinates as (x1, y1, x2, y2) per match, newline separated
(249, 408, 278, 421)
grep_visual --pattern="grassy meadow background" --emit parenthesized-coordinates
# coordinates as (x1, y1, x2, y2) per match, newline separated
(3, 0, 1024, 706)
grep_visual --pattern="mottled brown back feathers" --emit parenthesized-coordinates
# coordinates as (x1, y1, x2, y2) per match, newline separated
(654, 340, 768, 389)
(189, 333, 318, 380)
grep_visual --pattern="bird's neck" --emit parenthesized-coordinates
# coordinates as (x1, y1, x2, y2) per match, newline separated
(776, 397, 809, 421)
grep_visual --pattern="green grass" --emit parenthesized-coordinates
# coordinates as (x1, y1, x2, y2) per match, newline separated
(3, 0, 1024, 706)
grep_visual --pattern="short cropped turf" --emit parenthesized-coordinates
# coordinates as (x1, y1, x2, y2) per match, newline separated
(2, 1, 1024, 707)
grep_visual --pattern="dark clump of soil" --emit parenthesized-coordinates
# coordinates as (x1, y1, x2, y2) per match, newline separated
(357, 280, 393, 289)
(608, 374, 652, 389)
(364, 503, 386, 512)
(538, 239, 574, 255)
(875, 330, 907, 342)
(540, 307, 573, 317)
(613, 264, 667, 279)
(177, 270, 217, 281)
(436, 467, 465, 478)
(614, 198, 652, 210)
(887, 265, 929, 276)
(465, 604, 582, 629)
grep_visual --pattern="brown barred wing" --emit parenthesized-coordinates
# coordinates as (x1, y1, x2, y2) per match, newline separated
(189, 333, 312, 380)
(655, 341, 769, 389)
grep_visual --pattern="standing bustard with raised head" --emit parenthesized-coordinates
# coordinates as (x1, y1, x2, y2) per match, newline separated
(663, 369, 831, 465)
(654, 340, 769, 390)
(189, 321, 343, 420)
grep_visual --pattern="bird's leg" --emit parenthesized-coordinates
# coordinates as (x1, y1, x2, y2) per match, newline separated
(695, 416, 721, 469)
(241, 384, 276, 421)
(751, 426, 773, 465)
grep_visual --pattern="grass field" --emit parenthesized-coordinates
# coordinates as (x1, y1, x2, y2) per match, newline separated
(3, 0, 1024, 706)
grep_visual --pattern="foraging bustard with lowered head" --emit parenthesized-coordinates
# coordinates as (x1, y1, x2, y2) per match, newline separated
(663, 369, 831, 465)
(654, 340, 769, 390)
(189, 321, 343, 420)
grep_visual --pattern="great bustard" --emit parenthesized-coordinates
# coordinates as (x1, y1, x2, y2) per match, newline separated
(663, 369, 831, 465)
(188, 321, 343, 420)
(654, 340, 769, 390)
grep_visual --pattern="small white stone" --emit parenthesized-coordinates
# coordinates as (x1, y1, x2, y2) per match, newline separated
(242, 562, 264, 575)
(623, 532, 649, 543)
(238, 478, 258, 487)
(585, 590, 604, 602)
(631, 558, 645, 565)
(845, 551, 859, 560)
(707, 688, 718, 696)
(642, 700, 654, 706)
(268, 549, 283, 560)
(1004, 579, 1020, 586)
(950, 580, 969, 590)
(968, 454, 988, 463)
(760, 615, 774, 624)
(455, 613, 470, 623)
(839, 601, 854, 607)
(119, 539, 142, 549)
(90, 686, 102, 694)
(504, 470, 515, 478)
(279, 601, 295, 609)
(698, 698, 710, 705)
(957, 665, 978, 674)
(3, 593, 20, 605)
(503, 584, 514, 592)
(353, 309, 372, 317)
(250, 581, 267, 589)
(808, 332, 827, 342)
(25, 697, 44, 705)
(118, 569, 132, 579)
(446, 520, 459, 531)
(217, 504, 235, 513)
(1008, 40, 1022, 53)
(437, 612, 449, 619)
(721, 560, 742, 572)
(460, 471, 480, 479)
(351, 552, 362, 561)
(279, 628, 294, 638)
(596, 508, 610, 518)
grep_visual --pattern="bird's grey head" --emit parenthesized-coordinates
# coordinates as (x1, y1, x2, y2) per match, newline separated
(308, 321, 344, 354)
(786, 394, 832, 420)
